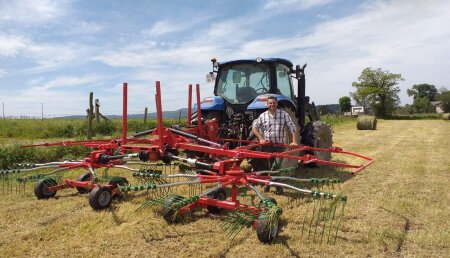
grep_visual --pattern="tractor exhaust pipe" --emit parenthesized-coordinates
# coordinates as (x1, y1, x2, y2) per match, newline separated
(122, 82, 128, 146)
(296, 64, 307, 130)
(187, 84, 192, 127)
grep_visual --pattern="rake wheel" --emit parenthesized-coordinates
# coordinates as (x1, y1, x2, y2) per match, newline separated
(76, 173, 92, 194)
(34, 178, 58, 199)
(89, 186, 113, 210)
(256, 212, 280, 244)
(206, 188, 227, 214)
(109, 177, 129, 188)
(162, 194, 184, 223)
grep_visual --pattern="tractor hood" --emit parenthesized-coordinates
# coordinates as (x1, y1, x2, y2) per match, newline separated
(192, 96, 224, 111)
(247, 94, 295, 110)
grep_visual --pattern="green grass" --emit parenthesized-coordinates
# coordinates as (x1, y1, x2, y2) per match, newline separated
(0, 118, 186, 139)
(1, 119, 449, 257)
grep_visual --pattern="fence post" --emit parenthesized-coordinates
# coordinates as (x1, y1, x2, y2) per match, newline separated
(95, 99, 100, 122)
(88, 92, 94, 139)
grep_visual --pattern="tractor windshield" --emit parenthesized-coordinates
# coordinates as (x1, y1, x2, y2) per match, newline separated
(216, 63, 270, 103)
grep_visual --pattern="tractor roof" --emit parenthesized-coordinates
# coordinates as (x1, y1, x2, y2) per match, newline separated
(219, 58, 293, 68)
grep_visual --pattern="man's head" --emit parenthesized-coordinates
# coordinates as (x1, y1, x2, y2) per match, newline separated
(266, 96, 278, 112)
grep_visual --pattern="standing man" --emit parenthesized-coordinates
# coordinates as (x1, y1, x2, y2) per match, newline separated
(252, 96, 298, 194)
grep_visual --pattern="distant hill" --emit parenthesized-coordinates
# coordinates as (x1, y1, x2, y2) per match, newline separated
(55, 108, 189, 120)
(56, 105, 341, 119)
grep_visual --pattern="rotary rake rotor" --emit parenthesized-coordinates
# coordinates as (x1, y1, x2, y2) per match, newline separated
(1, 81, 374, 244)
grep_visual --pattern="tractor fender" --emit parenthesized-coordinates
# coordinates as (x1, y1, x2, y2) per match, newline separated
(247, 94, 296, 111)
(192, 96, 224, 111)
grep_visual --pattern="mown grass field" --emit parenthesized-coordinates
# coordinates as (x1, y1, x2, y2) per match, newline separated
(0, 119, 449, 257)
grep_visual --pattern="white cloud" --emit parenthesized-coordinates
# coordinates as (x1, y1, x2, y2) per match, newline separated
(0, 34, 28, 57)
(0, 69, 7, 77)
(0, 0, 70, 24)
(64, 21, 105, 35)
(143, 20, 186, 37)
(263, 0, 336, 11)
(30, 74, 104, 91)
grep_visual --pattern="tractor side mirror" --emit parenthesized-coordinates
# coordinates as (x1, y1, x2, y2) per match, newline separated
(295, 65, 302, 78)
(295, 64, 307, 79)
(232, 71, 241, 83)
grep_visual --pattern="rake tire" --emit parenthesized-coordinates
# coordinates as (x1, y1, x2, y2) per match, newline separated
(76, 173, 92, 194)
(206, 188, 227, 214)
(256, 212, 280, 244)
(162, 194, 184, 224)
(34, 178, 58, 199)
(89, 186, 113, 210)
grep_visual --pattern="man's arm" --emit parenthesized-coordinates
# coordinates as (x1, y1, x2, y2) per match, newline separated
(284, 112, 298, 146)
(290, 131, 299, 146)
(252, 125, 266, 144)
(252, 117, 266, 144)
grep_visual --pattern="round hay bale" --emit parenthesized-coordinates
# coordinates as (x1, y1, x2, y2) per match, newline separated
(357, 115, 377, 130)
(442, 113, 450, 120)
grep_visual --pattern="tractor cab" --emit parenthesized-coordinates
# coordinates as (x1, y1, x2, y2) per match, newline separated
(213, 58, 295, 104)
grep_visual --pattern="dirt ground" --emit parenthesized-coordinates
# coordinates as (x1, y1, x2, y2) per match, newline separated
(1, 120, 449, 257)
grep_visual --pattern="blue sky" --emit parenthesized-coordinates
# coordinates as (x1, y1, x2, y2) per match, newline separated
(1, 0, 449, 117)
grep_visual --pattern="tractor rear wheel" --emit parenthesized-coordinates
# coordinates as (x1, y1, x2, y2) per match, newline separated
(301, 121, 333, 161)
(256, 212, 280, 244)
(206, 188, 227, 214)
(76, 173, 91, 194)
(89, 186, 113, 210)
(34, 178, 58, 199)
(162, 194, 185, 224)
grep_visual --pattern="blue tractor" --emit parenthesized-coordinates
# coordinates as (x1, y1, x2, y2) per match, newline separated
(193, 57, 333, 166)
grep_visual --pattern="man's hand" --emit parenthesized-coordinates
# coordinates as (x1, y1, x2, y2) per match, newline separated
(259, 139, 267, 144)
(289, 141, 298, 147)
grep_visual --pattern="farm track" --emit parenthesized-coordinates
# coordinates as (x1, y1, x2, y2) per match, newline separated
(0, 120, 449, 257)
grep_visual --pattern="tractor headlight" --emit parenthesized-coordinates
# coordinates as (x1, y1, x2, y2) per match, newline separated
(256, 57, 264, 62)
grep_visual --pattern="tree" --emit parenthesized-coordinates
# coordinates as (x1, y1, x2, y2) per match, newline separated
(412, 97, 434, 113)
(351, 67, 403, 118)
(437, 88, 450, 112)
(338, 96, 351, 113)
(318, 105, 332, 115)
(407, 84, 438, 101)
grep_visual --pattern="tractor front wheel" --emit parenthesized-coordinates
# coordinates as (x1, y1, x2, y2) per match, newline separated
(34, 178, 58, 199)
(256, 212, 280, 244)
(89, 186, 113, 210)
(206, 188, 227, 214)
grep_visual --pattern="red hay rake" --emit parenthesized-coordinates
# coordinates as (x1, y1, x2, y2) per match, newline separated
(0, 81, 373, 244)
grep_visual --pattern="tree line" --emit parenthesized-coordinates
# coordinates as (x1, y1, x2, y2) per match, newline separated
(337, 67, 449, 118)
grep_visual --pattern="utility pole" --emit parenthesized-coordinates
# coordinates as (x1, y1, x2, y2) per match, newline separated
(41, 103, 44, 120)
(144, 107, 148, 125)
(2, 102, 4, 120)
(88, 92, 94, 139)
